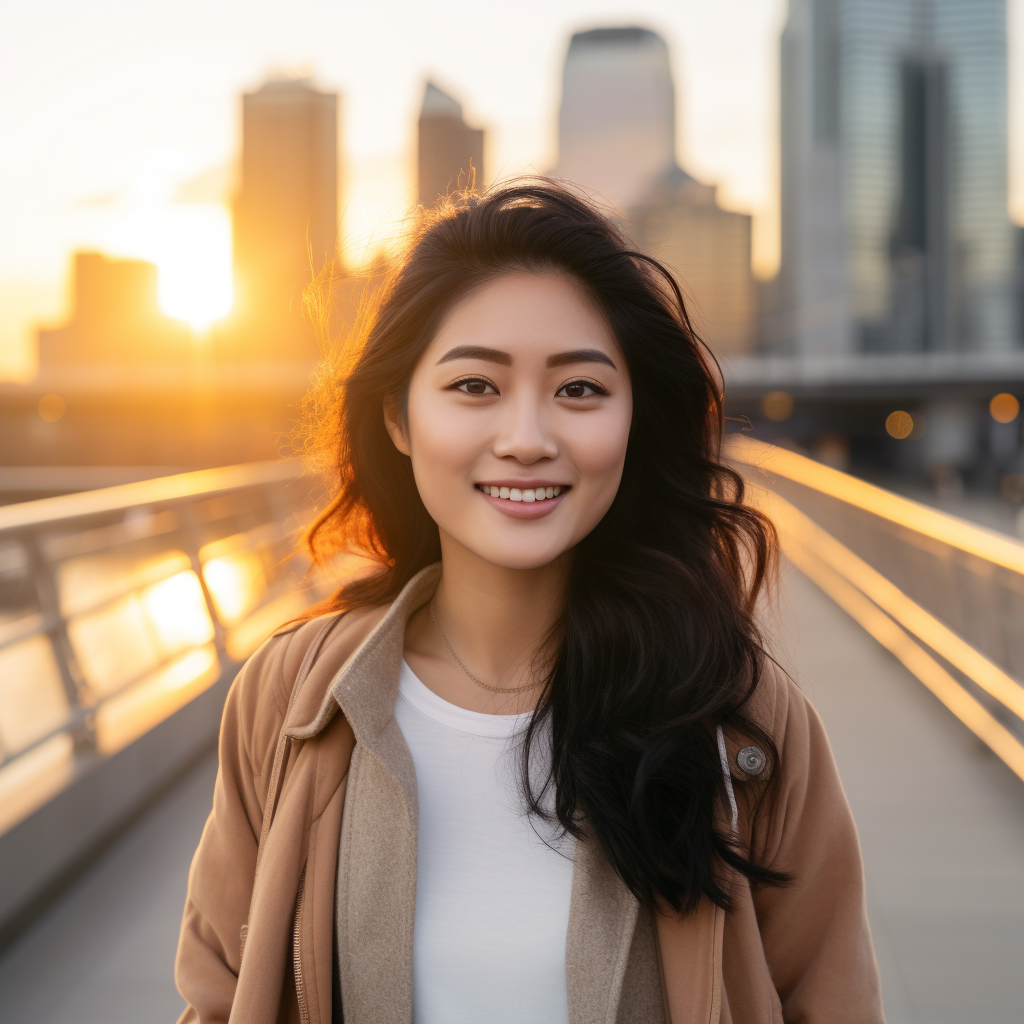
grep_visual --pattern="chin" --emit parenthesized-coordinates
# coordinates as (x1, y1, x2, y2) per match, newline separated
(479, 548, 568, 572)
(464, 534, 572, 572)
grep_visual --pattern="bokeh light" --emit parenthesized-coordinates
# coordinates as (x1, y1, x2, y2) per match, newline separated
(886, 410, 914, 439)
(762, 390, 794, 422)
(990, 393, 1020, 424)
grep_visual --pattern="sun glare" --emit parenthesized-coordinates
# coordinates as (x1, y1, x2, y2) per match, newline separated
(109, 205, 233, 331)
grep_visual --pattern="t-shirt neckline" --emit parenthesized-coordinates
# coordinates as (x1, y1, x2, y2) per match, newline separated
(398, 660, 533, 738)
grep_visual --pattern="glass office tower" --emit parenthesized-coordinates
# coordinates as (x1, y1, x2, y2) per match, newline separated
(780, 0, 1014, 356)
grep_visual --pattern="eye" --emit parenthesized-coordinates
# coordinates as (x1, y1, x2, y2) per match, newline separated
(450, 377, 499, 396)
(556, 379, 608, 399)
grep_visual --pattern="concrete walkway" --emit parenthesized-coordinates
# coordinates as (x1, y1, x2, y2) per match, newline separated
(0, 751, 215, 1022)
(774, 566, 1024, 1023)
(1, 566, 1023, 1021)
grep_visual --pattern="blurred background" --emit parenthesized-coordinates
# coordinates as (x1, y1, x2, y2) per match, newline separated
(1, 1, 1023, 1021)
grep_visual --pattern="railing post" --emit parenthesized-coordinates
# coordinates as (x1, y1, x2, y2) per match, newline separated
(21, 529, 95, 754)
(176, 499, 233, 674)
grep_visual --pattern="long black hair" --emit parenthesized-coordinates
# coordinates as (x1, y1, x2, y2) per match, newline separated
(301, 180, 785, 914)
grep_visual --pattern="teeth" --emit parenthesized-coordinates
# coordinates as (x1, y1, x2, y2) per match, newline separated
(485, 485, 564, 502)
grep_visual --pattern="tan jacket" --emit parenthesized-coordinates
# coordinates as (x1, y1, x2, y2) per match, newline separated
(175, 564, 884, 1024)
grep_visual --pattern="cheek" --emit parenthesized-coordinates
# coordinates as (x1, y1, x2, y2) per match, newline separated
(566, 405, 632, 489)
(405, 388, 484, 484)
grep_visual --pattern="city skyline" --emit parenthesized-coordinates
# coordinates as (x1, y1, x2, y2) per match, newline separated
(6, 0, 1024, 379)
(0, 0, 787, 380)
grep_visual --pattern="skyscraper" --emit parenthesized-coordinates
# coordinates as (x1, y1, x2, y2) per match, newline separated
(230, 77, 338, 361)
(779, 0, 1014, 356)
(417, 82, 484, 206)
(557, 26, 755, 354)
(557, 27, 676, 210)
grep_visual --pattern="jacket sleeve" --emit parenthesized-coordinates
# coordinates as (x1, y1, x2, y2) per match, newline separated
(174, 634, 293, 1024)
(748, 676, 884, 1023)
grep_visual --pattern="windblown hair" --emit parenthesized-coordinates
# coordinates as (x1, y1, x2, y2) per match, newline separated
(301, 180, 785, 913)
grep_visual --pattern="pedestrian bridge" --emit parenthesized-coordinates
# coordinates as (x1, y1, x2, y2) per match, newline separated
(0, 442, 1022, 1023)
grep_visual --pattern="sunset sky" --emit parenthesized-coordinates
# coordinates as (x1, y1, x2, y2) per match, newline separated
(2, 0, 1024, 378)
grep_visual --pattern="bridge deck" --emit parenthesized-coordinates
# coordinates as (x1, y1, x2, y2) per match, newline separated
(1, 566, 1022, 1022)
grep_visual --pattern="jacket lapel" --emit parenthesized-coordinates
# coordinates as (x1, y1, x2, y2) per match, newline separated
(322, 565, 440, 1024)
(566, 835, 644, 1024)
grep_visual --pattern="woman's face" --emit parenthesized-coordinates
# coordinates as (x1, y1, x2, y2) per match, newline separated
(385, 271, 633, 571)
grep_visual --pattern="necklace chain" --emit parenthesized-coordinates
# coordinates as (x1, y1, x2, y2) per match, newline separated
(429, 602, 539, 695)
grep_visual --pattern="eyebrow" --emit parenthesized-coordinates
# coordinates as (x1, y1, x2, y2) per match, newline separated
(546, 349, 616, 369)
(436, 345, 616, 369)
(436, 345, 512, 366)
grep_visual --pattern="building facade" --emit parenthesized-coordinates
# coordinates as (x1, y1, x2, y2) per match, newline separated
(38, 252, 190, 365)
(630, 173, 755, 356)
(779, 0, 1014, 356)
(557, 26, 755, 355)
(418, 82, 484, 205)
(557, 27, 678, 211)
(229, 77, 338, 361)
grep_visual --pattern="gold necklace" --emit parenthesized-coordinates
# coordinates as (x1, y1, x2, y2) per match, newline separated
(429, 602, 540, 695)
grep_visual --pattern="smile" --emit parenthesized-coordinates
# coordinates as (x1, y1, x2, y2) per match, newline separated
(475, 484, 566, 502)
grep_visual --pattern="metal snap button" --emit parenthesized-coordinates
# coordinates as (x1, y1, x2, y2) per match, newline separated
(736, 745, 766, 777)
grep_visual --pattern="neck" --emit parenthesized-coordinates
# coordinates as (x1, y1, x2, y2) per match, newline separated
(403, 534, 570, 714)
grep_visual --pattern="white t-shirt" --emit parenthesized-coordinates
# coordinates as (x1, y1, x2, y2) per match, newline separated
(394, 660, 575, 1024)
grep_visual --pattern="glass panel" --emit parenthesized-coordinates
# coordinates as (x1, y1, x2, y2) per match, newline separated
(94, 644, 220, 755)
(67, 568, 213, 701)
(56, 548, 190, 618)
(203, 549, 268, 626)
(140, 570, 215, 653)
(68, 594, 161, 697)
(0, 635, 70, 756)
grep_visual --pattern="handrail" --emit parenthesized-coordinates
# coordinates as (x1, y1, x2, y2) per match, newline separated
(0, 460, 303, 534)
(728, 435, 1024, 575)
(730, 437, 1024, 784)
(0, 460, 316, 831)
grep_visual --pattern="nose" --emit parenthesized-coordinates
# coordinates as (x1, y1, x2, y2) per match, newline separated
(491, 391, 558, 465)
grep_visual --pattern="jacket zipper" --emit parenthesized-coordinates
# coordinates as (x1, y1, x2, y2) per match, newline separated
(293, 869, 310, 1024)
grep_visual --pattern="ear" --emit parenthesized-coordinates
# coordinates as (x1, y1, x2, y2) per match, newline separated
(383, 398, 411, 456)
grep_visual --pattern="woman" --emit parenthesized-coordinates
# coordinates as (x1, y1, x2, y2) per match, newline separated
(175, 182, 883, 1023)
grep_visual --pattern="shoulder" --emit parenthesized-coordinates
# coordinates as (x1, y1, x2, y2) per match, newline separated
(734, 659, 854, 862)
(724, 658, 832, 791)
(225, 605, 387, 773)
(754, 659, 817, 750)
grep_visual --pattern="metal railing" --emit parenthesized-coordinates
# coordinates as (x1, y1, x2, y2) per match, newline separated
(0, 461, 322, 835)
(731, 436, 1024, 782)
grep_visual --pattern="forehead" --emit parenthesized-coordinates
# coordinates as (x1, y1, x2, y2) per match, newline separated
(427, 271, 619, 360)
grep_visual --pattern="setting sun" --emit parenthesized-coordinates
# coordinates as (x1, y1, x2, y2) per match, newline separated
(108, 204, 233, 331)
